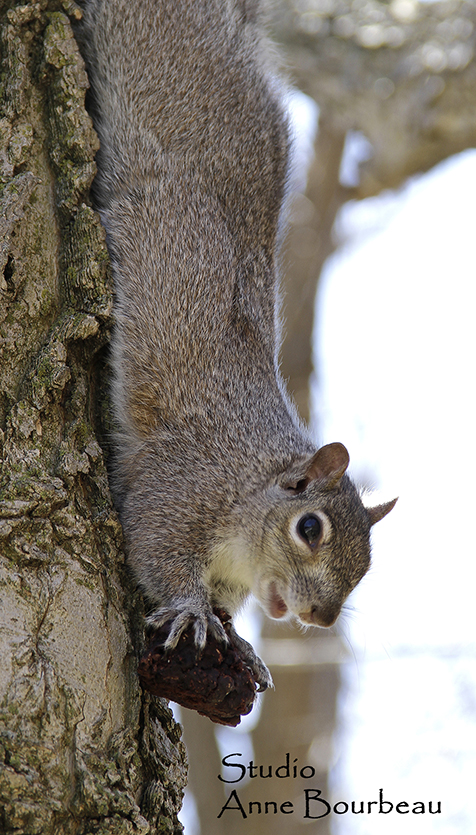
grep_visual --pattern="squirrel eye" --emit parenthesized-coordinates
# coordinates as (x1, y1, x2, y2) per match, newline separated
(297, 514, 322, 547)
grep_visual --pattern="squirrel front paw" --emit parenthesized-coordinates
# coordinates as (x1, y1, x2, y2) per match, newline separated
(146, 602, 229, 652)
(145, 604, 273, 693)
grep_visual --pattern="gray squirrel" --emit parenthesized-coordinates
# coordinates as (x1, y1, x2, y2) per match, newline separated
(74, 0, 396, 691)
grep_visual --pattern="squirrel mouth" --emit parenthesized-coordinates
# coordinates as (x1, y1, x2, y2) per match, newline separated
(268, 582, 288, 619)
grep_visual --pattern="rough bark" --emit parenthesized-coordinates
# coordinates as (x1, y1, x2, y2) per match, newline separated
(0, 3, 186, 833)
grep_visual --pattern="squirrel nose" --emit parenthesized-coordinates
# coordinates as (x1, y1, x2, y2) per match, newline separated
(299, 607, 339, 628)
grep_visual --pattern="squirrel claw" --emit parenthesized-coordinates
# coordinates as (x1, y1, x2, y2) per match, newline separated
(252, 660, 274, 692)
(146, 605, 229, 652)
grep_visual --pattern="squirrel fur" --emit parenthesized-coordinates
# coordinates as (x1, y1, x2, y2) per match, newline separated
(74, 0, 396, 690)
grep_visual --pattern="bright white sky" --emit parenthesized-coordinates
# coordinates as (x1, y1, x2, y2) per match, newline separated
(315, 149, 476, 650)
(313, 148, 476, 834)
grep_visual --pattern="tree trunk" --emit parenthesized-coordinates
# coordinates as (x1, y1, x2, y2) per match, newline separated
(0, 3, 186, 832)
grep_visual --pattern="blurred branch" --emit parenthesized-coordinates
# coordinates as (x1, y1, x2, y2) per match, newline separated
(271, 0, 476, 195)
(281, 121, 346, 423)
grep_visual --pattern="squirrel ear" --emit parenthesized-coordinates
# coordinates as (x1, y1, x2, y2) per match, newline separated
(305, 442, 350, 488)
(367, 497, 398, 526)
(283, 442, 350, 492)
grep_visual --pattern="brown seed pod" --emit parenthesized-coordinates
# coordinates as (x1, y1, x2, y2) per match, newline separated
(138, 610, 258, 726)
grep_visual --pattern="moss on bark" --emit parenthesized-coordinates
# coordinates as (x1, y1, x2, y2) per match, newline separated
(0, 3, 187, 833)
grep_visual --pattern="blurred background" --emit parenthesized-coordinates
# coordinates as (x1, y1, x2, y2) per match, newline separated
(178, 1, 476, 831)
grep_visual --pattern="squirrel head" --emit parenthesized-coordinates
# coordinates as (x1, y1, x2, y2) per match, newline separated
(246, 442, 397, 628)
